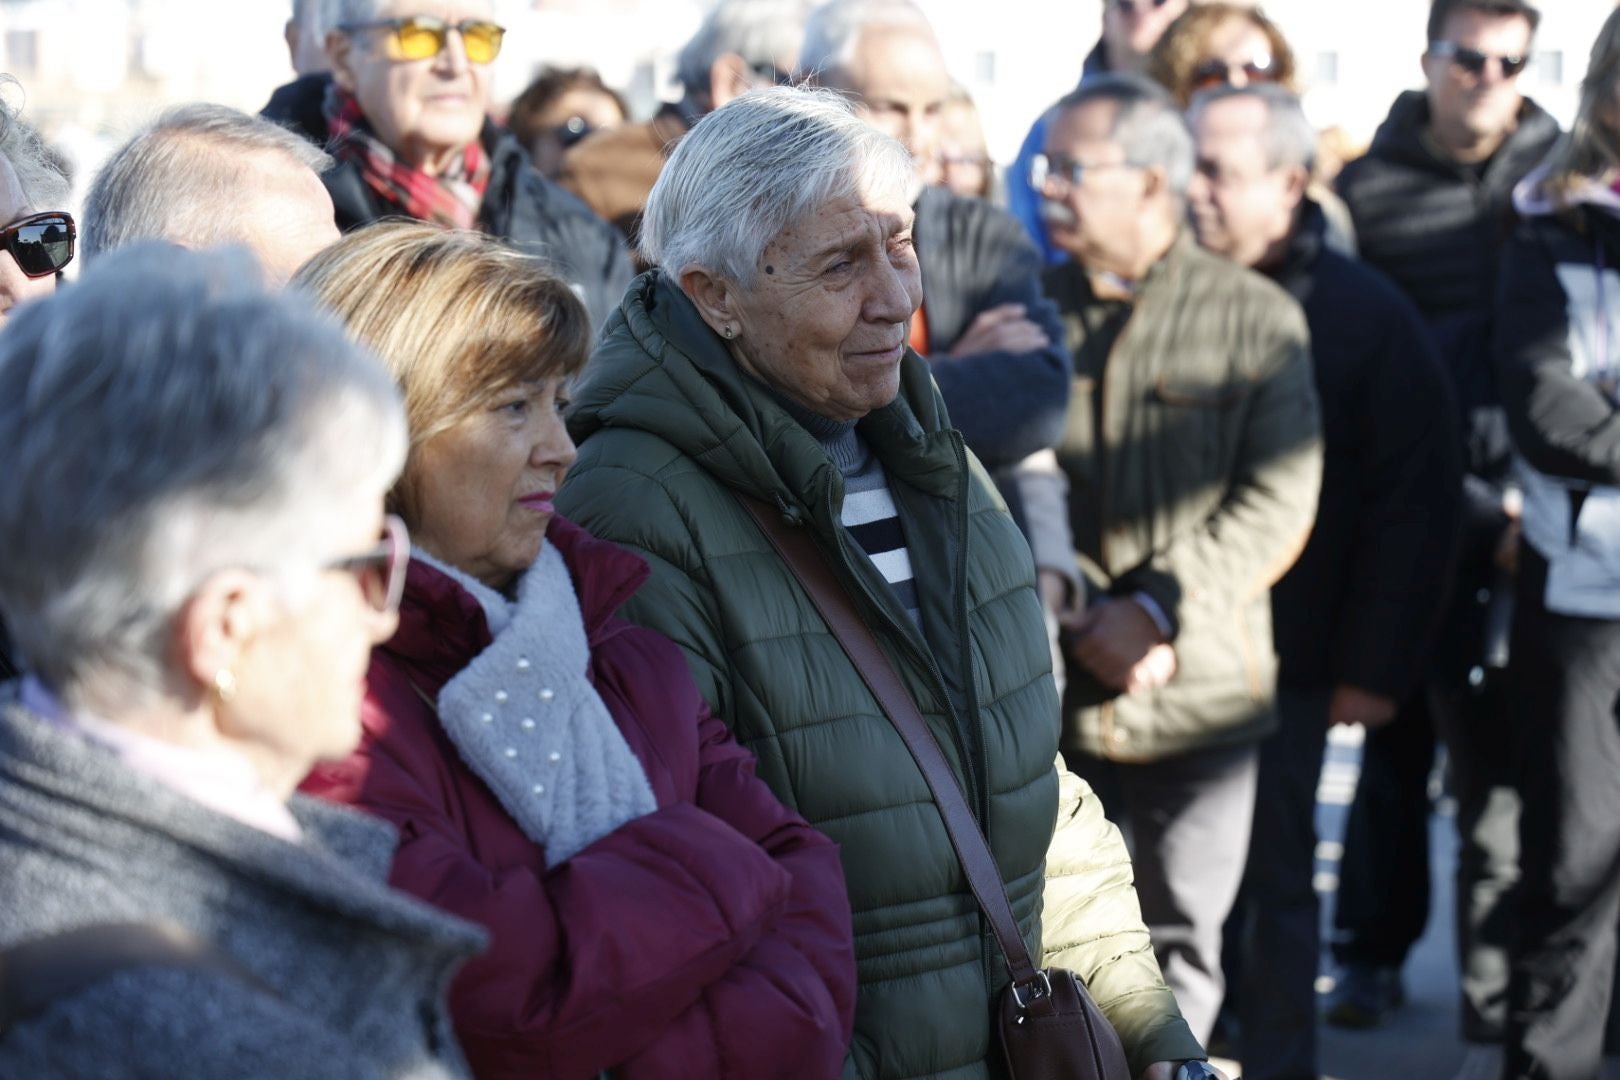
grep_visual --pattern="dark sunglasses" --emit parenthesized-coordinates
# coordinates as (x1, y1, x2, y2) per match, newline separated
(551, 116, 599, 149)
(1, 211, 75, 278)
(1190, 55, 1279, 93)
(1110, 0, 1172, 13)
(1429, 41, 1528, 80)
(339, 16, 506, 64)
(321, 514, 409, 614)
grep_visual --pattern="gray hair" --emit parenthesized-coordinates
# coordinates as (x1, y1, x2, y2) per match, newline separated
(0, 79, 69, 210)
(676, 0, 817, 95)
(1053, 74, 1195, 196)
(82, 105, 332, 259)
(795, 0, 935, 85)
(321, 0, 379, 35)
(0, 243, 406, 714)
(1187, 83, 1318, 173)
(641, 85, 913, 284)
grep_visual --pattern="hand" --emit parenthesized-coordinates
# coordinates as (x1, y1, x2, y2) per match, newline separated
(1493, 516, 1521, 575)
(1329, 683, 1398, 730)
(1070, 597, 1166, 692)
(1125, 642, 1178, 693)
(948, 303, 1052, 358)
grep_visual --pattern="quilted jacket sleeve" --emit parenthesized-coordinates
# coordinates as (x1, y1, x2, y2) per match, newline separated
(305, 693, 798, 1079)
(1039, 758, 1205, 1075)
(616, 705, 857, 1078)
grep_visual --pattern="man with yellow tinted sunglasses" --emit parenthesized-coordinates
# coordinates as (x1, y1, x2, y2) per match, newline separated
(261, 0, 630, 329)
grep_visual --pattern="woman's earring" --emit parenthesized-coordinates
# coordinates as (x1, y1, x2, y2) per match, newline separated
(723, 326, 736, 340)
(214, 668, 237, 703)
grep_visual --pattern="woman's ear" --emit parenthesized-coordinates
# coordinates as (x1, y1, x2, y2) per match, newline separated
(174, 569, 266, 702)
(678, 265, 741, 339)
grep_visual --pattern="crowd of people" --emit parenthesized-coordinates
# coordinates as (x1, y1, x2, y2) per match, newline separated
(0, 0, 1616, 1078)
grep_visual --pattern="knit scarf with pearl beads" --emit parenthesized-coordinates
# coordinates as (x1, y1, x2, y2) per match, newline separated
(417, 543, 656, 866)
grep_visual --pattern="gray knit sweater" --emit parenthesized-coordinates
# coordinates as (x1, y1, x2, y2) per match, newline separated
(0, 693, 487, 1078)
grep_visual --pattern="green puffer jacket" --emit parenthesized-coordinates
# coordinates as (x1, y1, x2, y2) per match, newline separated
(558, 272, 1203, 1079)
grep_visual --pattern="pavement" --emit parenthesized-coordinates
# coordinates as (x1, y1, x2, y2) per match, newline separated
(1212, 726, 1620, 1080)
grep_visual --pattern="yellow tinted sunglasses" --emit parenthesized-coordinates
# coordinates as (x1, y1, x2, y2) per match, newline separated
(340, 16, 506, 64)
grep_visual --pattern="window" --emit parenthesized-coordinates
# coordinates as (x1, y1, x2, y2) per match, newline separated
(1314, 51, 1339, 86)
(4, 30, 37, 75)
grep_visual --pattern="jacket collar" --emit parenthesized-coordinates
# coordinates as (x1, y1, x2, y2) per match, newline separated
(1369, 89, 1560, 194)
(1269, 198, 1329, 303)
(384, 515, 649, 676)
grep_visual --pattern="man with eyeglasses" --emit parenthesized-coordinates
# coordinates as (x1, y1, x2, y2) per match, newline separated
(1329, 0, 1559, 1043)
(560, 0, 814, 260)
(1187, 82, 1463, 1080)
(260, 0, 630, 329)
(1016, 73, 1322, 1048)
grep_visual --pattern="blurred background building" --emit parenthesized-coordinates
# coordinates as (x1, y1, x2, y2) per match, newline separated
(0, 0, 1611, 210)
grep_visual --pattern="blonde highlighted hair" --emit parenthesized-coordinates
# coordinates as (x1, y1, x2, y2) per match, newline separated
(293, 220, 591, 515)
(1536, 6, 1620, 209)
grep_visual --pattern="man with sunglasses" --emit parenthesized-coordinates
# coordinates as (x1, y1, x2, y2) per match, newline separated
(1329, 0, 1559, 1043)
(261, 0, 630, 329)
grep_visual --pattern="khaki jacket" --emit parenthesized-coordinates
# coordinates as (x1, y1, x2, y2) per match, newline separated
(1038, 233, 1323, 761)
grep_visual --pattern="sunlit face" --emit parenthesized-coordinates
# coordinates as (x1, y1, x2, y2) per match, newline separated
(725, 189, 923, 422)
(1189, 17, 1277, 96)
(236, 151, 341, 285)
(845, 25, 952, 186)
(1422, 9, 1532, 147)
(0, 156, 58, 329)
(230, 493, 400, 767)
(1103, 0, 1191, 68)
(1188, 96, 1304, 269)
(407, 378, 576, 590)
(1040, 100, 1154, 269)
(331, 0, 496, 172)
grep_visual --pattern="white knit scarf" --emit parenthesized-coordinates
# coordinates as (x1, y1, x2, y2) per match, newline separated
(418, 545, 657, 866)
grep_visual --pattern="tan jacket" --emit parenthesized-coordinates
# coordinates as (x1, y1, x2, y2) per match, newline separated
(1040, 232, 1323, 761)
(557, 105, 689, 263)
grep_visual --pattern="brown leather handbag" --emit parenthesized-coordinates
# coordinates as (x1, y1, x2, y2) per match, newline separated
(739, 495, 1133, 1080)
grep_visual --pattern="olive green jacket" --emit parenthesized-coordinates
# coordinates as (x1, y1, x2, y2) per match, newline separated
(557, 272, 1203, 1078)
(1034, 233, 1323, 762)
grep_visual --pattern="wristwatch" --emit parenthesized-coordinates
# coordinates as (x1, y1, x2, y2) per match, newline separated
(1174, 1063, 1221, 1080)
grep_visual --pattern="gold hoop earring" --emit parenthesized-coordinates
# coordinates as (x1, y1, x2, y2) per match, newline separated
(214, 668, 237, 702)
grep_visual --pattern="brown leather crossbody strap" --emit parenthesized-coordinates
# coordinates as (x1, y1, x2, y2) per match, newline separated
(0, 920, 277, 1035)
(738, 494, 1042, 992)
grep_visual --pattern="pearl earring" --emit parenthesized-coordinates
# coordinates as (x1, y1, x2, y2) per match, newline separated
(214, 668, 237, 702)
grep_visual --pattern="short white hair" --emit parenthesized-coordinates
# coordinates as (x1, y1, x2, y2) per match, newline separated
(0, 243, 406, 713)
(82, 104, 333, 260)
(322, 0, 380, 35)
(0, 79, 69, 210)
(795, 0, 935, 85)
(676, 0, 817, 95)
(1187, 83, 1318, 173)
(641, 85, 914, 285)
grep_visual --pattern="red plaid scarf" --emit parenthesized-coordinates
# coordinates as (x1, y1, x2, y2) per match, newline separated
(324, 87, 490, 229)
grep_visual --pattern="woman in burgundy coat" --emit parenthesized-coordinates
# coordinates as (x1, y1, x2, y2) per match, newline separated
(295, 221, 856, 1079)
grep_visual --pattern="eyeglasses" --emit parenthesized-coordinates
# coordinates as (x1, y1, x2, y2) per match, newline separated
(1190, 55, 1279, 93)
(1031, 153, 1137, 195)
(339, 16, 506, 64)
(1110, 0, 1172, 13)
(0, 211, 74, 278)
(1428, 41, 1528, 81)
(321, 515, 409, 614)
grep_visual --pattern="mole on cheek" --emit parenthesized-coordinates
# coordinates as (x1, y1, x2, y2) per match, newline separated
(765, 265, 775, 275)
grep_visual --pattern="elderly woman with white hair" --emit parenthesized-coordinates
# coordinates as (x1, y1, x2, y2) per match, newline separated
(0, 82, 72, 329)
(0, 243, 484, 1077)
(556, 86, 1207, 1080)
(261, 0, 630, 326)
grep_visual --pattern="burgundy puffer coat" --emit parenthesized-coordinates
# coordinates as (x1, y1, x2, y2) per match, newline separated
(302, 516, 856, 1079)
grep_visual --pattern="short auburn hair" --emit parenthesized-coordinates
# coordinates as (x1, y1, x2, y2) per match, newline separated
(1147, 3, 1298, 109)
(293, 221, 591, 518)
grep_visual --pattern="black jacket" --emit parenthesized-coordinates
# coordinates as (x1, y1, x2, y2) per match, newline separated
(912, 184, 1070, 470)
(262, 75, 631, 329)
(1496, 201, 1620, 620)
(1336, 90, 1559, 677)
(1268, 202, 1463, 697)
